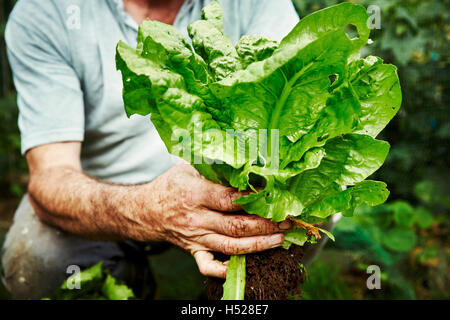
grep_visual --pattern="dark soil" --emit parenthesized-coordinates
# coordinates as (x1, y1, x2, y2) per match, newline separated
(206, 245, 304, 300)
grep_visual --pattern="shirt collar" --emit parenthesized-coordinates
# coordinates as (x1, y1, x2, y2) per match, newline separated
(109, 0, 139, 31)
(109, 0, 193, 32)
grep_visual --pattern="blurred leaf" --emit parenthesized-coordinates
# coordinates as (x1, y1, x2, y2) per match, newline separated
(353, 204, 393, 228)
(413, 180, 435, 204)
(389, 201, 415, 227)
(10, 183, 24, 197)
(437, 123, 450, 139)
(414, 208, 434, 229)
(383, 227, 417, 252)
(334, 216, 358, 232)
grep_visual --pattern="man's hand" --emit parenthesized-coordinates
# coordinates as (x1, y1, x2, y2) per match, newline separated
(26, 143, 291, 279)
(141, 163, 291, 278)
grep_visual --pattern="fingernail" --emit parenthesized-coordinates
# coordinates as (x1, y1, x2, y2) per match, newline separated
(278, 220, 292, 230)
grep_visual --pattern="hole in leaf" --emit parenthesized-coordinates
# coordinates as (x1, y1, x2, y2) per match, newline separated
(345, 24, 359, 40)
(329, 74, 338, 86)
(248, 172, 266, 189)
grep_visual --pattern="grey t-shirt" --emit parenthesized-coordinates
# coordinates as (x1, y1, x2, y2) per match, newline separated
(6, 0, 299, 184)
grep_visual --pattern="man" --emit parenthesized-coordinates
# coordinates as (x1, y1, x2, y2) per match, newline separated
(1, 0, 303, 299)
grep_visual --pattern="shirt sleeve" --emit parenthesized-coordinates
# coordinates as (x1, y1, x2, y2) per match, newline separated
(5, 0, 85, 155)
(242, 0, 300, 42)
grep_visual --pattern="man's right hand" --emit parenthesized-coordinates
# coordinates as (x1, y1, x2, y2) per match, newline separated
(26, 143, 291, 279)
(139, 163, 292, 279)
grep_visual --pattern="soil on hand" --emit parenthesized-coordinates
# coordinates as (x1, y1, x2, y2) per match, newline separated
(207, 245, 304, 300)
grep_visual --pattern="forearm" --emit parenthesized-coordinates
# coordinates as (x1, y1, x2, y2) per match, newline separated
(28, 165, 161, 241)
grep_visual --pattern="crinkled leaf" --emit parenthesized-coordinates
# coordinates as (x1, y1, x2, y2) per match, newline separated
(116, 42, 245, 171)
(116, 3, 402, 303)
(349, 56, 402, 137)
(188, 1, 241, 80)
(200, 0, 224, 33)
(236, 35, 278, 68)
(305, 180, 390, 219)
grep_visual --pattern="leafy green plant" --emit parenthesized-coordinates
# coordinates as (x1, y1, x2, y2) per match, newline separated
(0, 0, 444, 301)
(116, 1, 401, 299)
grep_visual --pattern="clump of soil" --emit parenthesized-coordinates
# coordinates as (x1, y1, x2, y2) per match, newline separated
(207, 245, 304, 300)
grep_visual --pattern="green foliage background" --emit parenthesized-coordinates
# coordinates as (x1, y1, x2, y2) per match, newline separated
(0, 0, 448, 299)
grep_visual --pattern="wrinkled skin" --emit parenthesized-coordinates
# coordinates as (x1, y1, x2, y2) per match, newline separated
(145, 163, 291, 278)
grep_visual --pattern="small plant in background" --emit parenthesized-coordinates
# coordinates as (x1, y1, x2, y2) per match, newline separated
(305, 178, 449, 300)
(45, 262, 135, 300)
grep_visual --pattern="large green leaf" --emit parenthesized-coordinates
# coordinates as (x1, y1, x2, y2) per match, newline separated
(305, 180, 390, 219)
(349, 56, 402, 138)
